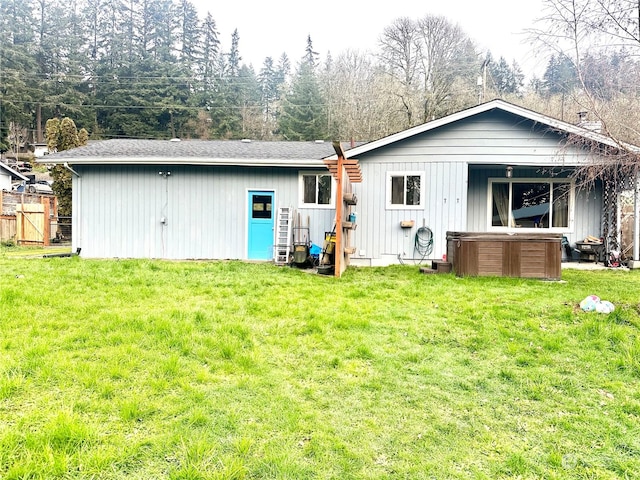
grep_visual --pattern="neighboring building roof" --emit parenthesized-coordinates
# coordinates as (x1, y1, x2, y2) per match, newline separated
(0, 162, 29, 182)
(43, 139, 337, 168)
(330, 99, 640, 160)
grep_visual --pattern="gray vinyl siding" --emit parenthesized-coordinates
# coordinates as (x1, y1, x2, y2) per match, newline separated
(69, 109, 608, 263)
(72, 165, 334, 259)
(360, 112, 592, 164)
(352, 159, 467, 263)
(348, 110, 598, 264)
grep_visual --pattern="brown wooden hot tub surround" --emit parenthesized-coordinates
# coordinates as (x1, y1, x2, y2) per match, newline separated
(446, 231, 562, 280)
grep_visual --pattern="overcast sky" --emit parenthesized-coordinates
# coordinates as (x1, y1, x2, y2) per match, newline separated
(190, 0, 549, 78)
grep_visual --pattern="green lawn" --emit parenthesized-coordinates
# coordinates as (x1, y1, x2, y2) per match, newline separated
(0, 256, 639, 479)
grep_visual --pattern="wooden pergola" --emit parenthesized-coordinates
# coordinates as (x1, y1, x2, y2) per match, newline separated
(323, 142, 362, 277)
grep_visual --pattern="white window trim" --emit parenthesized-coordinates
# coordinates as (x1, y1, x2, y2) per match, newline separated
(298, 171, 336, 209)
(487, 177, 575, 233)
(386, 171, 425, 210)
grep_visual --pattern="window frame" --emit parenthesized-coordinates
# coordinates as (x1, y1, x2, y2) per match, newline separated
(298, 171, 336, 209)
(385, 171, 425, 210)
(487, 177, 574, 232)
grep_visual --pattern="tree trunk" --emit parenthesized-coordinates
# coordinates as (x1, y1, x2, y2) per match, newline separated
(36, 105, 43, 143)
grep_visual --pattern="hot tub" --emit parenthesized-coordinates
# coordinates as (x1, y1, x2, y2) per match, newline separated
(446, 232, 562, 280)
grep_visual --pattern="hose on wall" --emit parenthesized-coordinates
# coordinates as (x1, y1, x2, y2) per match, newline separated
(398, 226, 433, 265)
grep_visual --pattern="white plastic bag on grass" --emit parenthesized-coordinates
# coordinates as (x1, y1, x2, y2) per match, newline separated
(595, 300, 615, 314)
(580, 295, 615, 313)
(580, 295, 600, 312)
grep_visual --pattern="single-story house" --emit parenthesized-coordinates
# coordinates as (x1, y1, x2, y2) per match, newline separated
(44, 99, 637, 265)
(0, 162, 29, 191)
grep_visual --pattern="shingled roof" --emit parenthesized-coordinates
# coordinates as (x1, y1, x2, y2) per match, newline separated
(43, 139, 339, 168)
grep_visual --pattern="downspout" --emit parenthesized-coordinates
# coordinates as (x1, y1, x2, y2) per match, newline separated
(64, 162, 80, 178)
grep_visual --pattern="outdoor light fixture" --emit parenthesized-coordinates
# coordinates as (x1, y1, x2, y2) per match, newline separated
(505, 166, 513, 178)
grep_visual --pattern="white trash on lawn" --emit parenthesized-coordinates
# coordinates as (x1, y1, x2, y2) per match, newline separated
(580, 295, 615, 313)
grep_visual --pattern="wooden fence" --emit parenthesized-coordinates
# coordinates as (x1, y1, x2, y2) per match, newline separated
(0, 190, 59, 245)
(0, 215, 16, 241)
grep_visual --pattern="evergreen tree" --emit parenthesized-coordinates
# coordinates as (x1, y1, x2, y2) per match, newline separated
(186, 11, 220, 138)
(279, 40, 327, 141)
(228, 28, 241, 75)
(0, 116, 7, 153)
(259, 56, 286, 138)
(198, 12, 220, 92)
(276, 53, 291, 85)
(177, 0, 201, 70)
(238, 64, 262, 138)
(303, 35, 319, 68)
(528, 75, 545, 95)
(0, 0, 38, 148)
(33, 0, 86, 138)
(581, 50, 636, 100)
(209, 29, 248, 138)
(147, 0, 177, 62)
(489, 56, 524, 96)
(46, 117, 88, 216)
(542, 54, 578, 96)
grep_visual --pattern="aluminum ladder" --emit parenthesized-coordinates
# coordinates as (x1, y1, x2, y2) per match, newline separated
(274, 206, 293, 265)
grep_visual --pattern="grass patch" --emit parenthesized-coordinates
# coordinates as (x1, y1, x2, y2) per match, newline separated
(0, 258, 639, 478)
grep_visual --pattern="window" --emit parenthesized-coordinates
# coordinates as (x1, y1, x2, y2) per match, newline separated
(251, 194, 272, 219)
(489, 179, 572, 230)
(299, 172, 334, 208)
(386, 172, 424, 209)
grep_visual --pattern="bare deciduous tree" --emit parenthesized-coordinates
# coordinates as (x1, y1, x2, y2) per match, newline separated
(529, 0, 640, 181)
(321, 50, 404, 142)
(416, 15, 478, 121)
(378, 15, 479, 129)
(378, 17, 422, 127)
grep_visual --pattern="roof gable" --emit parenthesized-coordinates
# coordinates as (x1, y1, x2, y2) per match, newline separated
(0, 162, 29, 181)
(338, 99, 639, 159)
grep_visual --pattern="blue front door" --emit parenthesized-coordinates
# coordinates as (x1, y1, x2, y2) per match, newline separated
(247, 191, 274, 260)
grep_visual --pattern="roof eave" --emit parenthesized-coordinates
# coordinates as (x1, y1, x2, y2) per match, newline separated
(42, 157, 328, 168)
(0, 163, 29, 181)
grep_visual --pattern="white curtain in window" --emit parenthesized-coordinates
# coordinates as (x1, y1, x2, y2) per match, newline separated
(492, 182, 509, 227)
(552, 183, 569, 227)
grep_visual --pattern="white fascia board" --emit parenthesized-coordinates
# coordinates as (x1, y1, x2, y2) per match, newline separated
(0, 163, 29, 181)
(43, 157, 327, 168)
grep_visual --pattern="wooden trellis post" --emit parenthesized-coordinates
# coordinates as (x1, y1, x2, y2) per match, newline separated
(323, 142, 362, 277)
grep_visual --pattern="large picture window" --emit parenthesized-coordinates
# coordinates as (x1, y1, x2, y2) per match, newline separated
(490, 179, 572, 230)
(299, 172, 334, 208)
(386, 172, 424, 209)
